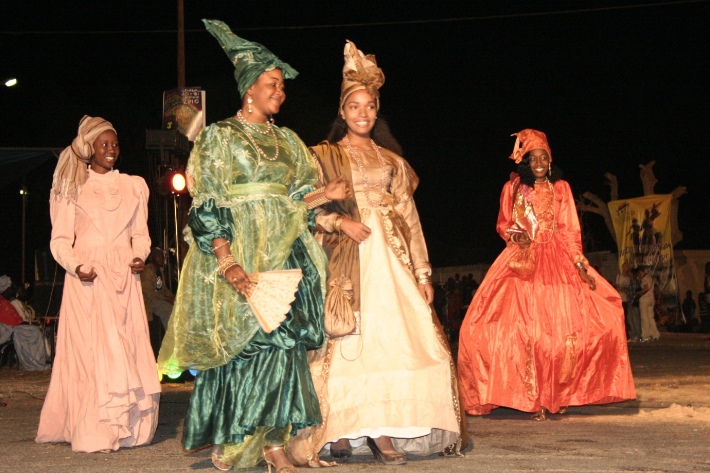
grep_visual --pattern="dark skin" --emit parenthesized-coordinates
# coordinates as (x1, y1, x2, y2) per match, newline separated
(76, 131, 144, 282)
(221, 70, 351, 296)
(511, 148, 596, 291)
(215, 70, 351, 472)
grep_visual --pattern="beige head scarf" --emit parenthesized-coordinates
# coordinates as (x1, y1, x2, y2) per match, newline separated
(340, 40, 385, 110)
(51, 115, 116, 202)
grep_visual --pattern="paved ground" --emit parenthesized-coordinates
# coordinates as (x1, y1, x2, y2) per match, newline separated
(1, 332, 709, 472)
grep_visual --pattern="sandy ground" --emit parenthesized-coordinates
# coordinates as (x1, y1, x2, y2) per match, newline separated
(0, 332, 708, 472)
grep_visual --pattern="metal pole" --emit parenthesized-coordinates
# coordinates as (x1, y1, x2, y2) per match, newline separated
(177, 0, 185, 88)
(173, 194, 181, 281)
(21, 186, 27, 283)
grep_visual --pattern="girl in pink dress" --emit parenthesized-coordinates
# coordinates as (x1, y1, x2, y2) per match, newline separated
(36, 116, 160, 452)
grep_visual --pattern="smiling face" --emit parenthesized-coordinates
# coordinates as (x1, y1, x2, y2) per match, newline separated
(90, 129, 119, 174)
(528, 148, 551, 182)
(244, 69, 285, 121)
(340, 89, 377, 139)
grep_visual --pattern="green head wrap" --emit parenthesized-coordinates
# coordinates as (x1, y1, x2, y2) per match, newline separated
(203, 19, 298, 98)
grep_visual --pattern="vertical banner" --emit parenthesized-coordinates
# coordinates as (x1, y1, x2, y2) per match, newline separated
(608, 194, 682, 326)
(162, 87, 207, 141)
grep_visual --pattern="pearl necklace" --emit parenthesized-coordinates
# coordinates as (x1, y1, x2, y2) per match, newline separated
(343, 135, 388, 208)
(236, 110, 280, 161)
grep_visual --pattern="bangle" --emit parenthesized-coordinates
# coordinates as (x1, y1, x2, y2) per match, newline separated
(212, 241, 230, 253)
(333, 215, 344, 233)
(306, 188, 332, 210)
(217, 254, 239, 276)
(575, 262, 587, 271)
(417, 274, 432, 285)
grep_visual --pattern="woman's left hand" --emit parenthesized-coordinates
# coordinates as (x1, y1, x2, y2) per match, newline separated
(324, 175, 353, 201)
(129, 257, 145, 274)
(418, 283, 434, 304)
(578, 267, 596, 290)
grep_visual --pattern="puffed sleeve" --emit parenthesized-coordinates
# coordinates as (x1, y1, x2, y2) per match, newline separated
(283, 128, 317, 226)
(49, 196, 82, 276)
(130, 176, 151, 261)
(391, 156, 431, 276)
(496, 181, 515, 244)
(186, 124, 236, 254)
(555, 180, 589, 266)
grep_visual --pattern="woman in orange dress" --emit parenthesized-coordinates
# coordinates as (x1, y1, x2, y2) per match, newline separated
(457, 129, 635, 420)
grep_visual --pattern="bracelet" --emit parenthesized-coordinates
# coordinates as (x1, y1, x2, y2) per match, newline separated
(333, 215, 344, 233)
(575, 262, 587, 271)
(308, 195, 332, 210)
(304, 187, 326, 199)
(306, 187, 332, 210)
(217, 254, 239, 276)
(211, 241, 230, 253)
(417, 274, 432, 285)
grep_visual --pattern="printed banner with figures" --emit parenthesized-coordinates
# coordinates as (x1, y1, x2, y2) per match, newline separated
(608, 194, 682, 325)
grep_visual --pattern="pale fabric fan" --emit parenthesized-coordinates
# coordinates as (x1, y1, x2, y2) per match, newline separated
(246, 269, 303, 333)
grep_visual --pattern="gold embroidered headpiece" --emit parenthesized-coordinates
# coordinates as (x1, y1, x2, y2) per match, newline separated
(340, 40, 385, 110)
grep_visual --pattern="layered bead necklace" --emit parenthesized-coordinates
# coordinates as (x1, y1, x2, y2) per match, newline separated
(343, 135, 389, 208)
(236, 110, 280, 161)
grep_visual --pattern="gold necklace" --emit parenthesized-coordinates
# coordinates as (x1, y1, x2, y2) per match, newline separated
(236, 110, 280, 161)
(343, 136, 388, 208)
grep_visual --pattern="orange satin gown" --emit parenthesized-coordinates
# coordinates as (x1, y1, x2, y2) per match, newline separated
(457, 178, 636, 415)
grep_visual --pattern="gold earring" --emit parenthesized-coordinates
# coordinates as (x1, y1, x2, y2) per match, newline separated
(247, 97, 253, 114)
(548, 166, 552, 177)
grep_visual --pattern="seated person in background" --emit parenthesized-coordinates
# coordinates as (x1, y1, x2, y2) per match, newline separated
(140, 248, 174, 331)
(0, 275, 50, 371)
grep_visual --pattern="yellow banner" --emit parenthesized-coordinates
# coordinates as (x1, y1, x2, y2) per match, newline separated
(608, 194, 681, 325)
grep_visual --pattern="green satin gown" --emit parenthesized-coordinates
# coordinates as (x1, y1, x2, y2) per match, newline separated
(157, 118, 327, 468)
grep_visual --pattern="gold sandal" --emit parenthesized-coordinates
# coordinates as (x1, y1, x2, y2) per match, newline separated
(211, 445, 233, 471)
(263, 445, 298, 473)
(531, 407, 547, 421)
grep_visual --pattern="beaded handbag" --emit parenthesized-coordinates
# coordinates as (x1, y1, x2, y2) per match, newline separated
(245, 269, 302, 333)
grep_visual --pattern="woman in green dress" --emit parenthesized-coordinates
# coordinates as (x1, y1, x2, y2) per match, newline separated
(158, 20, 349, 472)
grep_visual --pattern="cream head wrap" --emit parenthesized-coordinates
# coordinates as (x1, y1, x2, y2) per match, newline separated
(51, 115, 116, 202)
(203, 19, 298, 98)
(340, 40, 385, 111)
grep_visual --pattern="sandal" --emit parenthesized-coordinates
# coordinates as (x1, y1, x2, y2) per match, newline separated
(366, 437, 407, 465)
(531, 407, 547, 421)
(211, 445, 233, 471)
(263, 445, 297, 473)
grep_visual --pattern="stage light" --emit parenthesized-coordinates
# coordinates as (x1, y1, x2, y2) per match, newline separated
(189, 369, 198, 376)
(5, 78, 17, 87)
(159, 167, 188, 195)
(166, 371, 183, 380)
(172, 172, 186, 192)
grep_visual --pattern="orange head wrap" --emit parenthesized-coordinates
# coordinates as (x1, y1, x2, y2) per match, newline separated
(509, 129, 552, 164)
(340, 40, 385, 111)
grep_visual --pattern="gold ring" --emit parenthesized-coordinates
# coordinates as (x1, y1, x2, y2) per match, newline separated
(232, 278, 237, 282)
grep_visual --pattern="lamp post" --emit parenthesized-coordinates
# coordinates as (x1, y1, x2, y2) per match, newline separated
(20, 185, 28, 283)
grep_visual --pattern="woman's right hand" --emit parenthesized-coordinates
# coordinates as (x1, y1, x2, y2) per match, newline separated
(340, 217, 371, 243)
(224, 263, 251, 294)
(76, 264, 97, 282)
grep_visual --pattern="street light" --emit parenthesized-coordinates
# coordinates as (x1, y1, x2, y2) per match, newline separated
(5, 78, 17, 87)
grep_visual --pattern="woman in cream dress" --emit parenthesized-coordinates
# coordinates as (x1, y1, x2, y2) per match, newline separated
(289, 41, 466, 467)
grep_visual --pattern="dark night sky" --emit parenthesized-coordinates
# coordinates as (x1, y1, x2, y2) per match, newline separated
(1, 0, 709, 281)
